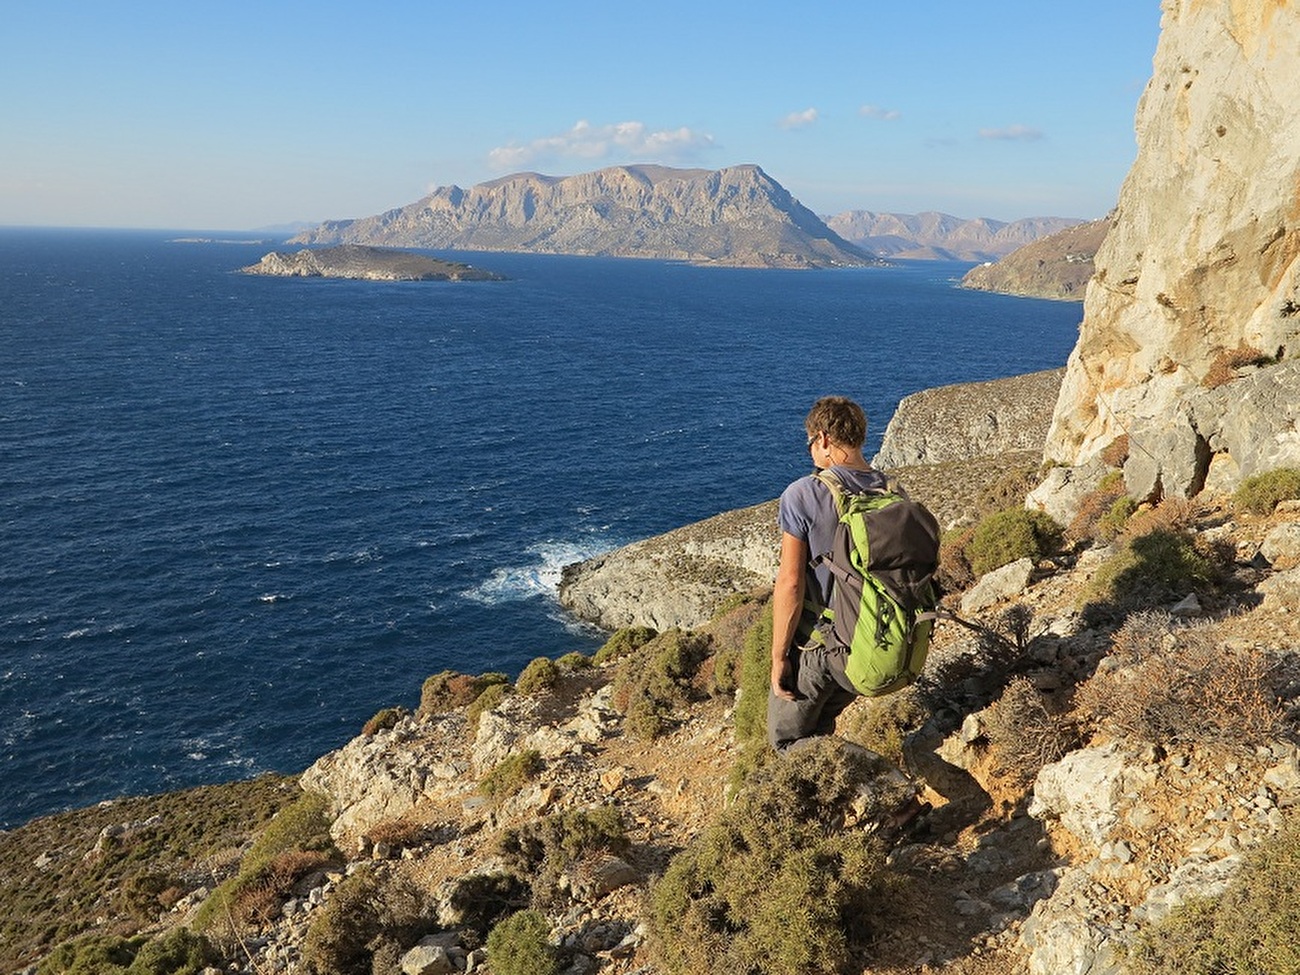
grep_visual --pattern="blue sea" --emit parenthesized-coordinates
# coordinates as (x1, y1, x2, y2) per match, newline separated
(0, 229, 1082, 828)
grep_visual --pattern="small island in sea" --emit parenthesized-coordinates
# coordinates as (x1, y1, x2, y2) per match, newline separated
(239, 244, 504, 281)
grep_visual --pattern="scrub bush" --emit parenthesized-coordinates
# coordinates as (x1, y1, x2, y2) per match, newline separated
(465, 682, 512, 736)
(593, 625, 658, 666)
(300, 866, 427, 975)
(983, 677, 1079, 785)
(611, 629, 711, 739)
(419, 670, 509, 717)
(36, 929, 218, 975)
(651, 739, 903, 975)
(193, 791, 336, 934)
(486, 910, 560, 975)
(360, 706, 404, 736)
(516, 657, 560, 694)
(499, 806, 628, 908)
(1233, 468, 1300, 514)
(1072, 614, 1284, 747)
(556, 651, 592, 670)
(1128, 821, 1300, 974)
(479, 750, 544, 800)
(966, 508, 1063, 576)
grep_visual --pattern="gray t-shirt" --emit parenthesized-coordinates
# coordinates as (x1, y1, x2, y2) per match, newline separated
(778, 465, 889, 603)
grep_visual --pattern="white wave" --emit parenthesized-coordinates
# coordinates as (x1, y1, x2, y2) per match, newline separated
(258, 593, 289, 604)
(63, 628, 90, 640)
(461, 538, 618, 606)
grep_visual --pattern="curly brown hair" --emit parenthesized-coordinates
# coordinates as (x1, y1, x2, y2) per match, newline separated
(804, 396, 867, 448)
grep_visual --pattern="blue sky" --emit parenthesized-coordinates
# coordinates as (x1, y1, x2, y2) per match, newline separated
(2, 1, 1163, 231)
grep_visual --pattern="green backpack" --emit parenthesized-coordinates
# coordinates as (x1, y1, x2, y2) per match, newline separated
(808, 469, 942, 697)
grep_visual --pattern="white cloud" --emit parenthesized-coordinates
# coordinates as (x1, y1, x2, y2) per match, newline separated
(487, 120, 715, 171)
(978, 124, 1045, 142)
(779, 107, 819, 130)
(859, 104, 901, 121)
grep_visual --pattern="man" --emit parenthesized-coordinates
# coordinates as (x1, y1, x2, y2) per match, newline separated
(768, 395, 890, 753)
(768, 397, 989, 832)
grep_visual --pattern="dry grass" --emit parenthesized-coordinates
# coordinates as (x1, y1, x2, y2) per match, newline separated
(984, 677, 1080, 785)
(1072, 613, 1286, 746)
(1203, 343, 1272, 389)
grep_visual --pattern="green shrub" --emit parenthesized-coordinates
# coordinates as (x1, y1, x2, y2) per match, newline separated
(611, 629, 712, 739)
(967, 508, 1063, 576)
(486, 910, 560, 975)
(1233, 468, 1300, 514)
(35, 929, 219, 975)
(838, 688, 928, 768)
(696, 596, 765, 699)
(466, 681, 512, 736)
(125, 929, 219, 975)
(499, 806, 628, 908)
(441, 873, 530, 935)
(419, 670, 509, 717)
(1068, 474, 1132, 544)
(300, 866, 426, 975)
(1128, 820, 1300, 974)
(651, 740, 904, 975)
(1082, 528, 1217, 609)
(592, 625, 657, 666)
(193, 791, 336, 933)
(556, 651, 592, 670)
(479, 750, 544, 799)
(728, 601, 777, 790)
(361, 706, 404, 736)
(516, 657, 560, 694)
(36, 934, 147, 975)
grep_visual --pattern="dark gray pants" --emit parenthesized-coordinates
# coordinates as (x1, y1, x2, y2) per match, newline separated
(767, 644, 859, 753)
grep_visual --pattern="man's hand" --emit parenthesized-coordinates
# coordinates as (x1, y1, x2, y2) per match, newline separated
(771, 656, 796, 701)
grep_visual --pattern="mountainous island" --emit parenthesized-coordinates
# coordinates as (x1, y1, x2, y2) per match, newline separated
(291, 164, 872, 269)
(825, 211, 1084, 263)
(240, 245, 503, 282)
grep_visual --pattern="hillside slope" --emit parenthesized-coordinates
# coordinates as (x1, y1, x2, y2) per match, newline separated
(825, 211, 1084, 263)
(960, 217, 1111, 301)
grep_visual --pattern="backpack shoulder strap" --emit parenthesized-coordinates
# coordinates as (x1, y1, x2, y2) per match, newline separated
(810, 468, 846, 507)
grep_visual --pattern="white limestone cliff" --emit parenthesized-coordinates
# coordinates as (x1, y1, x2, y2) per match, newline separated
(1044, 0, 1300, 500)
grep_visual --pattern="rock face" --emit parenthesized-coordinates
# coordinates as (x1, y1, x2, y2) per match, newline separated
(1043, 1, 1300, 498)
(960, 216, 1112, 301)
(873, 368, 1065, 469)
(291, 165, 872, 269)
(558, 501, 780, 631)
(240, 245, 503, 281)
(825, 211, 1084, 263)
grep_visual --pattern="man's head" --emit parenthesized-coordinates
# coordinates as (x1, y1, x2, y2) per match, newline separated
(804, 396, 866, 448)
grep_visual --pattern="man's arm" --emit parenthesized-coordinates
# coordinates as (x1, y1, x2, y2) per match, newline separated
(770, 530, 809, 701)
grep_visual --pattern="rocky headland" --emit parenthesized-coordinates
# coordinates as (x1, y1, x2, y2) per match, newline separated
(290, 165, 873, 270)
(240, 245, 504, 282)
(959, 217, 1112, 301)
